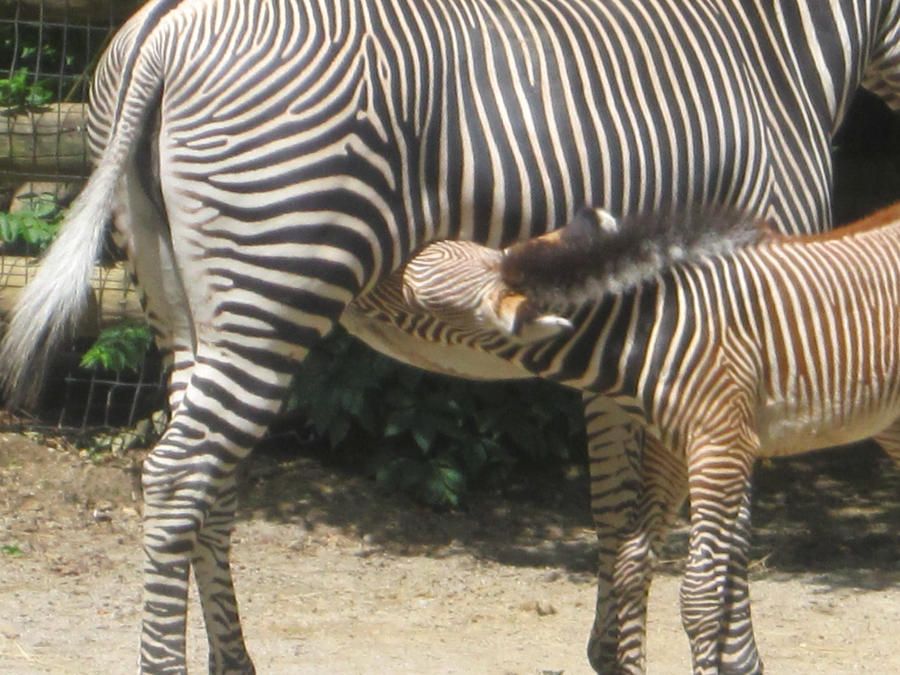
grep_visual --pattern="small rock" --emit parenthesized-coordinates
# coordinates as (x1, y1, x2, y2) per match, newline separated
(92, 501, 114, 522)
(519, 600, 557, 616)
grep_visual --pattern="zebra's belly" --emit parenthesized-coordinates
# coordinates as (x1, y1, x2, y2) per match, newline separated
(756, 399, 900, 457)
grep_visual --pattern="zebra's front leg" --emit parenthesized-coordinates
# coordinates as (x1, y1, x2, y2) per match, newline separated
(615, 434, 688, 669)
(583, 395, 646, 674)
(681, 442, 761, 675)
(587, 413, 688, 674)
(139, 347, 295, 674)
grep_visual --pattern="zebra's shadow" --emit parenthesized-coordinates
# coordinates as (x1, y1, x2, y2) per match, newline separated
(236, 437, 900, 590)
(749, 441, 900, 590)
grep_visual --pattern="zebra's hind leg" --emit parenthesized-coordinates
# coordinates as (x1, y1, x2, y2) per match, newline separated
(191, 474, 249, 674)
(583, 395, 647, 674)
(680, 441, 761, 675)
(161, 353, 251, 672)
(139, 344, 296, 674)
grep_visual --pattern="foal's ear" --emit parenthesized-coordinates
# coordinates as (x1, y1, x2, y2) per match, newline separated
(564, 207, 618, 241)
(485, 293, 573, 343)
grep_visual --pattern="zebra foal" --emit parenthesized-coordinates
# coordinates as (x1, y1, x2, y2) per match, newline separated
(358, 204, 900, 674)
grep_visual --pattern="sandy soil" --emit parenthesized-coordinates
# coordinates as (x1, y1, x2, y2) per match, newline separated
(2, 432, 900, 674)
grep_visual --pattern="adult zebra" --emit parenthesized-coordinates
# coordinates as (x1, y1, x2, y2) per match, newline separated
(2, 0, 899, 673)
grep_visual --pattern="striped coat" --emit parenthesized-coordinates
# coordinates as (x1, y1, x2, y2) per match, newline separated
(368, 202, 900, 672)
(4, 1, 900, 672)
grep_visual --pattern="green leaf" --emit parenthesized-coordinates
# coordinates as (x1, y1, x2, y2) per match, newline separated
(422, 461, 465, 508)
(411, 425, 436, 453)
(80, 321, 153, 373)
(383, 407, 417, 437)
(0, 199, 64, 252)
(1, 544, 24, 557)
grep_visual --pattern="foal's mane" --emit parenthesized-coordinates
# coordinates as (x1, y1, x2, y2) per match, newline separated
(501, 207, 768, 302)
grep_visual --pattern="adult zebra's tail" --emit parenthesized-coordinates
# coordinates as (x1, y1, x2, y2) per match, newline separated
(0, 8, 168, 408)
(0, 163, 118, 407)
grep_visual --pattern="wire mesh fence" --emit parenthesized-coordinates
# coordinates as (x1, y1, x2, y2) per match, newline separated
(1, 0, 162, 433)
(37, 342, 164, 430)
(1, 1, 133, 182)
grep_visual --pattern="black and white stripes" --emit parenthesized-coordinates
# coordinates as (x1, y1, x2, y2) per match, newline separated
(3, 1, 900, 673)
(378, 203, 900, 672)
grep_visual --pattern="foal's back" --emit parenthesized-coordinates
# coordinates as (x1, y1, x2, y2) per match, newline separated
(731, 205, 900, 455)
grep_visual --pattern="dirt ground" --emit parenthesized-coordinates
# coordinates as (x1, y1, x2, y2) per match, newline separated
(2, 431, 900, 675)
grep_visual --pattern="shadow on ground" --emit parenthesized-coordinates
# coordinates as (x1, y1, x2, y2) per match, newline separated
(237, 437, 900, 589)
(751, 442, 900, 583)
(238, 437, 600, 579)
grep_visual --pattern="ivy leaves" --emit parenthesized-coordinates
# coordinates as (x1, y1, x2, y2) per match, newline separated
(80, 321, 153, 373)
(0, 68, 53, 116)
(289, 329, 584, 508)
(0, 192, 64, 253)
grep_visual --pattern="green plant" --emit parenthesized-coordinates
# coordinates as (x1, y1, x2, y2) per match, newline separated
(0, 67, 52, 115)
(0, 194, 65, 252)
(1, 544, 24, 557)
(1, 18, 94, 104)
(80, 321, 154, 373)
(288, 329, 585, 508)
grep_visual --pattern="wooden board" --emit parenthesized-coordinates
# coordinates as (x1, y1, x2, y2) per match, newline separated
(0, 256, 144, 337)
(0, 103, 91, 180)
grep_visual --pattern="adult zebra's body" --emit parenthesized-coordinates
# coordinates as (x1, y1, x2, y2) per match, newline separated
(2, 0, 900, 673)
(370, 203, 900, 674)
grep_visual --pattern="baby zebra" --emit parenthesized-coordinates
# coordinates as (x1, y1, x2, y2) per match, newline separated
(345, 203, 900, 674)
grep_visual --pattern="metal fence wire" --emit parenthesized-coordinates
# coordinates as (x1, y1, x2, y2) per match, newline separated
(1, 0, 162, 432)
(1, 1, 124, 182)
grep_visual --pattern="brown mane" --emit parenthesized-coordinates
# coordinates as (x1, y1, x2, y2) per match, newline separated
(501, 207, 767, 301)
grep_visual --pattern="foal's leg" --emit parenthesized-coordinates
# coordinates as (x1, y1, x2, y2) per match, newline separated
(873, 420, 900, 465)
(681, 439, 762, 675)
(583, 396, 690, 674)
(583, 395, 644, 673)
